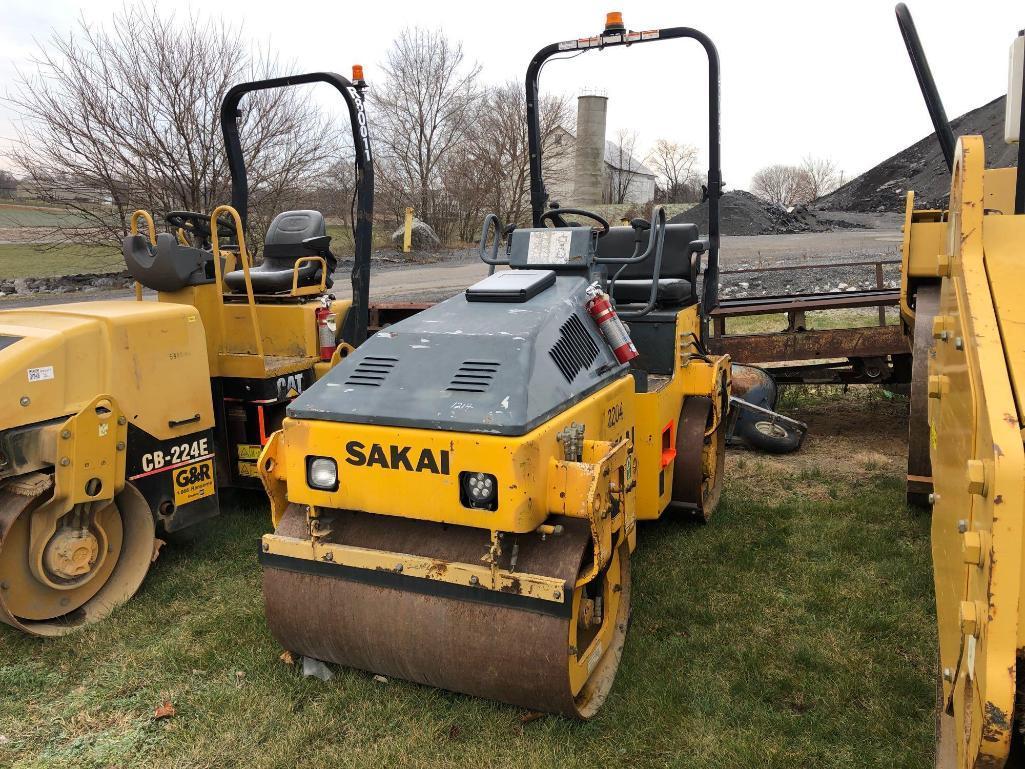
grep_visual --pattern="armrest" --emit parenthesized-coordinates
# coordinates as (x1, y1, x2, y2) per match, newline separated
(302, 235, 332, 252)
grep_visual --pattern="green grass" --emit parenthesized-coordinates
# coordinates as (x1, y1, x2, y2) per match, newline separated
(0, 244, 124, 279)
(0, 411, 935, 769)
(0, 203, 100, 229)
(726, 307, 900, 336)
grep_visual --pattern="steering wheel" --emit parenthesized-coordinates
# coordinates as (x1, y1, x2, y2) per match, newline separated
(540, 207, 610, 238)
(165, 211, 237, 245)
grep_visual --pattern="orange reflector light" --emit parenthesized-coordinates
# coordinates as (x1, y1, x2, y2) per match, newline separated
(352, 64, 364, 82)
(605, 11, 625, 32)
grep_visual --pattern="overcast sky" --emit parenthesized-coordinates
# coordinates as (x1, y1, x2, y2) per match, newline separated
(1, 0, 1022, 189)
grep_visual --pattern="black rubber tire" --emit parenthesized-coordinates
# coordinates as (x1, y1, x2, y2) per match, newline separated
(739, 419, 803, 454)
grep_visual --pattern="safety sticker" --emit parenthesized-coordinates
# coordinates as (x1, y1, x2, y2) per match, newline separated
(238, 462, 260, 479)
(172, 459, 215, 506)
(640, 30, 660, 41)
(558, 40, 577, 51)
(237, 444, 262, 461)
(527, 230, 572, 264)
(27, 366, 54, 382)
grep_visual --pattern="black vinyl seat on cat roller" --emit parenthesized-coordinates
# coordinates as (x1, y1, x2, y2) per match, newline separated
(224, 210, 336, 294)
(595, 222, 704, 307)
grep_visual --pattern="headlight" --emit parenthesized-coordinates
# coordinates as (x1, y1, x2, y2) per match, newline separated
(307, 456, 338, 491)
(460, 471, 497, 510)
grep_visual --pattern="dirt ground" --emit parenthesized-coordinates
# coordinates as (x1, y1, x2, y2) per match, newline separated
(728, 389, 909, 504)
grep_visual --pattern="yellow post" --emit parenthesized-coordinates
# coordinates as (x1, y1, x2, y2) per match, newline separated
(403, 207, 414, 253)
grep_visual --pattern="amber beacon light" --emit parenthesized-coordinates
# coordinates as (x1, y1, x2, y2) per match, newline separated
(605, 11, 625, 32)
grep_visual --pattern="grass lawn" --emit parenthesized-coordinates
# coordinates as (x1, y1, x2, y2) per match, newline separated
(0, 204, 99, 229)
(0, 391, 935, 769)
(0, 244, 124, 279)
(725, 307, 900, 336)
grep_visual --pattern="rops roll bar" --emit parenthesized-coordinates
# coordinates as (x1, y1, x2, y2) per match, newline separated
(220, 72, 374, 345)
(524, 24, 723, 320)
(894, 4, 956, 173)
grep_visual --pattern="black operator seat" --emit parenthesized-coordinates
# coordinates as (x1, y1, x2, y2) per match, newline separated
(224, 210, 336, 294)
(595, 222, 704, 307)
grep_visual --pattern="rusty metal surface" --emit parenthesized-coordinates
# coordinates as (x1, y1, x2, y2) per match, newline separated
(708, 324, 910, 364)
(710, 289, 900, 318)
(907, 285, 939, 505)
(0, 485, 40, 633)
(262, 505, 606, 716)
(673, 396, 711, 511)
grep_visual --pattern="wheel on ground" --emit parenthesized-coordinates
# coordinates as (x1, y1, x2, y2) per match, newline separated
(672, 393, 727, 521)
(740, 419, 803, 454)
(0, 479, 155, 637)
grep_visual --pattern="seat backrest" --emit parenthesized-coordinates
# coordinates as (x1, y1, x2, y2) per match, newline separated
(122, 232, 215, 292)
(264, 210, 331, 265)
(595, 222, 700, 280)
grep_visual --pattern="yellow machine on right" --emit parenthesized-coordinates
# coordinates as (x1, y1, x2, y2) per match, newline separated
(896, 5, 1025, 767)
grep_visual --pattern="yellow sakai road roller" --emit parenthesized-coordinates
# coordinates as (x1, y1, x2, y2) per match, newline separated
(0, 70, 377, 636)
(896, 6, 1025, 767)
(258, 16, 731, 717)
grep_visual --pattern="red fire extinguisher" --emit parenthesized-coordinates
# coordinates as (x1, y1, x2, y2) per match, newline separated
(585, 282, 638, 364)
(315, 303, 335, 362)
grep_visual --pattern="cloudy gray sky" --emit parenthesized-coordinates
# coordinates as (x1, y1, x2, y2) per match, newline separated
(1, 0, 1021, 189)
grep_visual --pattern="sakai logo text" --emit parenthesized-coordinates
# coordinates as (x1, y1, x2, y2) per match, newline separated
(344, 441, 450, 474)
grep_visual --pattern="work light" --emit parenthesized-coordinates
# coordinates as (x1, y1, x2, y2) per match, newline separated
(307, 457, 338, 491)
(460, 471, 498, 510)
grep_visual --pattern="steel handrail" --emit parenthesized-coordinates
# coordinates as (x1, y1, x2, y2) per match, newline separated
(210, 204, 264, 359)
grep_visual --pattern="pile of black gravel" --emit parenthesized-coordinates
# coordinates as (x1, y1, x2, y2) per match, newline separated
(816, 96, 1017, 212)
(669, 190, 848, 236)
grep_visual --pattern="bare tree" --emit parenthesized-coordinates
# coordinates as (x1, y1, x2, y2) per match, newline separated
(646, 139, 700, 203)
(0, 170, 16, 200)
(607, 128, 640, 204)
(442, 80, 572, 239)
(370, 28, 482, 239)
(751, 164, 816, 208)
(5, 6, 338, 251)
(800, 155, 845, 200)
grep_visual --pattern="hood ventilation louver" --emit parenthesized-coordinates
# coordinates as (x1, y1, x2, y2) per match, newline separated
(345, 356, 398, 387)
(447, 360, 501, 393)
(549, 314, 600, 383)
